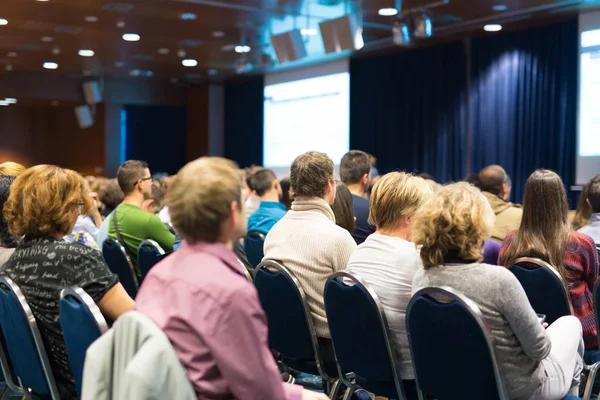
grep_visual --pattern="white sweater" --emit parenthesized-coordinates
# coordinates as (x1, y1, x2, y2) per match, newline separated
(263, 197, 357, 338)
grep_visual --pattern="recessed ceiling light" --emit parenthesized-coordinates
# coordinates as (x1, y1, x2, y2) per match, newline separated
(36, 0, 50, 2)
(85, 16, 98, 22)
(129, 69, 141, 76)
(492, 4, 508, 11)
(4, 98, 17, 104)
(116, 20, 126, 29)
(235, 45, 251, 53)
(182, 58, 198, 67)
(484, 24, 503, 32)
(122, 33, 140, 42)
(300, 28, 318, 36)
(212, 31, 225, 38)
(41, 36, 54, 42)
(177, 49, 186, 58)
(7, 52, 17, 57)
(179, 13, 196, 20)
(0, 102, 9, 107)
(78, 49, 94, 57)
(157, 48, 169, 55)
(43, 62, 58, 69)
(52, 47, 61, 55)
(378, 8, 398, 16)
(0, 19, 7, 26)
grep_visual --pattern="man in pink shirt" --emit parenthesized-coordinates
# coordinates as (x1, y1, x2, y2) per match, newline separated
(135, 157, 328, 400)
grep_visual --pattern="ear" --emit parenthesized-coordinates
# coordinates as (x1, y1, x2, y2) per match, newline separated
(587, 198, 592, 208)
(361, 173, 369, 185)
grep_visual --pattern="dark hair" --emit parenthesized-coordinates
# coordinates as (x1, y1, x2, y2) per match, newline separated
(279, 177, 292, 210)
(244, 165, 263, 191)
(463, 173, 481, 189)
(340, 150, 371, 185)
(99, 179, 124, 211)
(117, 160, 149, 195)
(290, 151, 334, 198)
(331, 181, 355, 233)
(586, 175, 600, 215)
(479, 165, 508, 195)
(417, 172, 435, 182)
(248, 169, 277, 197)
(0, 176, 16, 247)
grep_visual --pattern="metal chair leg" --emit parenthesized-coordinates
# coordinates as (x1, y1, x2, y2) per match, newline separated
(342, 386, 355, 400)
(583, 361, 600, 400)
(329, 379, 342, 399)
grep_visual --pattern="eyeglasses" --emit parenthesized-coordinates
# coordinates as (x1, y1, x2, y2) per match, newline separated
(134, 176, 153, 186)
(76, 202, 85, 215)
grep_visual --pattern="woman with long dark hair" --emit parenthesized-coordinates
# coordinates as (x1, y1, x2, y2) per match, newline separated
(500, 169, 599, 350)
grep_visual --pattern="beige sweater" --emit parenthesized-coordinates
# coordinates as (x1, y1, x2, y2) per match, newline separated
(263, 197, 357, 338)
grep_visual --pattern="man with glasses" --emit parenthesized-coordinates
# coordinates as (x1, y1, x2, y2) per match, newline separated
(109, 160, 175, 276)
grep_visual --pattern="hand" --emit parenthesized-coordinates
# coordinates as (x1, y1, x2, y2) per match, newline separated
(301, 390, 330, 400)
(542, 322, 549, 329)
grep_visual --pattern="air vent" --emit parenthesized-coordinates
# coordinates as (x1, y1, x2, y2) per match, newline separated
(103, 3, 135, 12)
(55, 26, 82, 35)
(177, 39, 203, 48)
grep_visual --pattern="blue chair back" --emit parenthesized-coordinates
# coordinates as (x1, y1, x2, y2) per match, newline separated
(508, 257, 573, 325)
(324, 272, 407, 400)
(60, 287, 108, 397)
(0, 277, 61, 399)
(406, 286, 508, 400)
(244, 232, 265, 268)
(137, 240, 165, 283)
(102, 237, 139, 298)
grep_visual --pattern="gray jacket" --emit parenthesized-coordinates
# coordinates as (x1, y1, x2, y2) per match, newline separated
(81, 311, 195, 400)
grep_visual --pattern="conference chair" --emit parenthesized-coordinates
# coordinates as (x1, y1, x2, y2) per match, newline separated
(60, 287, 109, 397)
(508, 257, 573, 324)
(254, 260, 340, 397)
(102, 237, 139, 298)
(137, 240, 166, 283)
(581, 278, 600, 400)
(0, 277, 61, 399)
(244, 231, 266, 269)
(324, 271, 414, 400)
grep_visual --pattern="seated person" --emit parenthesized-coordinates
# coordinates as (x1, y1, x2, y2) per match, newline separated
(99, 179, 124, 218)
(263, 151, 356, 341)
(108, 160, 175, 274)
(142, 183, 165, 215)
(247, 168, 286, 235)
(412, 182, 583, 400)
(340, 150, 375, 244)
(135, 157, 327, 400)
(347, 172, 431, 381)
(331, 181, 355, 234)
(1, 165, 135, 399)
(0, 161, 25, 177)
(0, 176, 17, 267)
(578, 174, 600, 244)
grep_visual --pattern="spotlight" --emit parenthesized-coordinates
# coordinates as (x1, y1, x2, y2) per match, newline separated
(392, 20, 411, 46)
(414, 13, 433, 38)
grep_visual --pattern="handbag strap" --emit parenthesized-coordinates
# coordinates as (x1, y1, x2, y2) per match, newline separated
(112, 207, 137, 261)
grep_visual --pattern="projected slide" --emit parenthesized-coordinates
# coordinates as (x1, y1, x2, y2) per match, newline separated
(579, 29, 600, 157)
(263, 72, 350, 168)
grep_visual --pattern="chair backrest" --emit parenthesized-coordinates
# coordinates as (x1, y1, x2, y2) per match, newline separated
(324, 271, 406, 399)
(254, 260, 327, 378)
(102, 237, 139, 298)
(60, 287, 108, 397)
(0, 277, 61, 399)
(244, 231, 265, 268)
(406, 286, 508, 400)
(137, 240, 165, 283)
(508, 257, 573, 324)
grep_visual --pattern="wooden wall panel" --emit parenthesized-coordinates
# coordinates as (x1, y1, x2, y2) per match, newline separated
(186, 86, 209, 162)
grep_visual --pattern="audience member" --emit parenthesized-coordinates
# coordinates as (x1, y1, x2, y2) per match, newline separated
(99, 179, 124, 218)
(108, 160, 175, 274)
(142, 183, 165, 214)
(483, 240, 502, 265)
(158, 176, 174, 226)
(247, 168, 286, 235)
(0, 176, 16, 266)
(0, 161, 25, 177)
(279, 177, 292, 211)
(340, 150, 375, 244)
(347, 172, 432, 381)
(413, 182, 583, 400)
(244, 166, 263, 220)
(331, 181, 355, 234)
(504, 175, 514, 202)
(1, 165, 135, 399)
(263, 151, 356, 341)
(500, 169, 599, 350)
(572, 182, 593, 231)
(463, 173, 481, 189)
(479, 165, 523, 243)
(135, 157, 327, 400)
(65, 187, 103, 248)
(578, 175, 600, 245)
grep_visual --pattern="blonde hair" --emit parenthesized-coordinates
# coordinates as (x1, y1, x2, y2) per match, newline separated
(413, 182, 495, 269)
(167, 157, 242, 243)
(368, 172, 432, 229)
(0, 162, 26, 177)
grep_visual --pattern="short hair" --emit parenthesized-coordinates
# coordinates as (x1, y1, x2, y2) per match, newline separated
(149, 183, 165, 209)
(0, 162, 25, 177)
(587, 175, 600, 214)
(99, 179, 124, 210)
(117, 160, 149, 195)
(331, 181, 355, 233)
(279, 177, 292, 210)
(369, 172, 432, 229)
(463, 173, 481, 189)
(0, 176, 16, 247)
(290, 151, 334, 198)
(248, 168, 277, 197)
(245, 165, 263, 191)
(413, 182, 495, 269)
(479, 165, 508, 195)
(340, 150, 371, 185)
(167, 157, 242, 243)
(4, 165, 94, 238)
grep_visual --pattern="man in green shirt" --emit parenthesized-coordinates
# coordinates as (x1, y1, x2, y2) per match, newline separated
(109, 160, 175, 274)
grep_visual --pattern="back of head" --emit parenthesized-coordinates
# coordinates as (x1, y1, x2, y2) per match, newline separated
(290, 151, 334, 198)
(244, 165, 263, 192)
(584, 174, 600, 215)
(0, 162, 25, 177)
(340, 150, 371, 185)
(413, 182, 495, 268)
(463, 173, 481, 189)
(99, 179, 124, 211)
(479, 165, 507, 195)
(149, 183, 165, 209)
(331, 181, 355, 233)
(167, 157, 242, 243)
(248, 168, 277, 197)
(117, 160, 149, 195)
(279, 177, 292, 210)
(369, 172, 433, 230)
(0, 176, 17, 247)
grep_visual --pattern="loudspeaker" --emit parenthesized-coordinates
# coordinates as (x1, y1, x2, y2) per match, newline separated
(82, 81, 102, 105)
(270, 29, 307, 64)
(319, 14, 364, 54)
(75, 105, 94, 129)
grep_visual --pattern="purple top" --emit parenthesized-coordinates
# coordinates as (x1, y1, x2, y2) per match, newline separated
(483, 240, 501, 265)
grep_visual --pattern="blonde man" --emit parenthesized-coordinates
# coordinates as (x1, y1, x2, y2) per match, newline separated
(135, 157, 327, 400)
(346, 172, 432, 385)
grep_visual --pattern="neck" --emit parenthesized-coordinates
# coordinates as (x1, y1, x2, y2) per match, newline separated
(50, 232, 65, 240)
(376, 225, 411, 241)
(347, 183, 365, 197)
(261, 191, 280, 203)
(123, 192, 144, 208)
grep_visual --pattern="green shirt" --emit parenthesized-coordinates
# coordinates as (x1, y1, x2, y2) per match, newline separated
(108, 203, 175, 271)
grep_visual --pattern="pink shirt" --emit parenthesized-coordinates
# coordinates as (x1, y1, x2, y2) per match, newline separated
(135, 241, 303, 400)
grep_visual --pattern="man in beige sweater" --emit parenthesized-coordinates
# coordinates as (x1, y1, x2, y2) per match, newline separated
(263, 151, 357, 340)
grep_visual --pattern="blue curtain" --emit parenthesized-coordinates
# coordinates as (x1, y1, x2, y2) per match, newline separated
(469, 20, 577, 204)
(224, 76, 264, 168)
(350, 42, 467, 183)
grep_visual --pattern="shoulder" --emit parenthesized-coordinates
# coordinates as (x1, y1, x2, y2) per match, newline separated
(332, 225, 357, 248)
(570, 231, 597, 251)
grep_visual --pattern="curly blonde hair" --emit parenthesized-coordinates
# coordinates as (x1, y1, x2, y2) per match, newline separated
(413, 182, 495, 269)
(4, 165, 93, 238)
(0, 162, 26, 177)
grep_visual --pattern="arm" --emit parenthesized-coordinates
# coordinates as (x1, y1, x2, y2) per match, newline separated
(147, 214, 175, 251)
(96, 283, 135, 320)
(580, 234, 599, 292)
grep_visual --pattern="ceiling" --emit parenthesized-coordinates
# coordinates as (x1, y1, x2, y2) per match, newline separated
(0, 0, 597, 84)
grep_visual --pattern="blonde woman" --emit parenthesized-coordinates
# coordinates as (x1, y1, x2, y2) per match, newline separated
(412, 182, 583, 400)
(0, 161, 25, 177)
